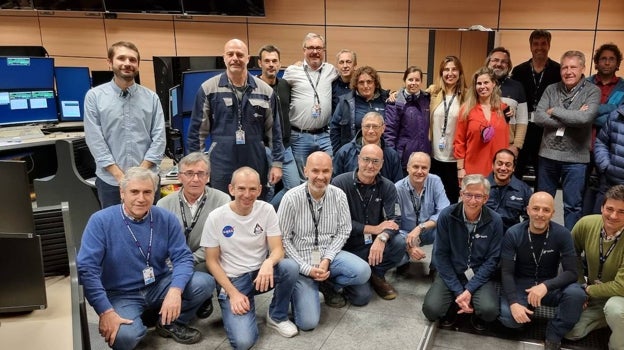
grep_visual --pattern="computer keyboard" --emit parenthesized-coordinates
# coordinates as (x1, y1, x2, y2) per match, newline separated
(0, 125, 45, 142)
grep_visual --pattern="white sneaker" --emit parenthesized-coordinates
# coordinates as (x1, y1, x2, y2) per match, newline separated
(266, 310, 298, 338)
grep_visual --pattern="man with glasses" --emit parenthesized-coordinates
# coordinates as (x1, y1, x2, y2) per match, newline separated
(485, 47, 528, 157)
(283, 33, 339, 182)
(201, 167, 299, 349)
(157, 152, 230, 320)
(422, 174, 503, 331)
(331, 144, 404, 300)
(564, 184, 624, 350)
(187, 38, 284, 200)
(486, 149, 532, 233)
(498, 192, 585, 350)
(333, 111, 401, 182)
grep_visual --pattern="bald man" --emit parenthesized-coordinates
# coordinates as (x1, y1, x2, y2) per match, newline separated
(332, 144, 404, 300)
(278, 152, 371, 329)
(187, 38, 284, 200)
(499, 192, 586, 350)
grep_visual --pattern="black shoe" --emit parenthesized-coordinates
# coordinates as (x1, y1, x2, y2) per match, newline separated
(140, 308, 159, 328)
(440, 316, 456, 328)
(318, 281, 347, 308)
(396, 263, 410, 277)
(427, 266, 437, 281)
(196, 297, 214, 319)
(470, 315, 487, 332)
(544, 340, 561, 350)
(156, 322, 202, 344)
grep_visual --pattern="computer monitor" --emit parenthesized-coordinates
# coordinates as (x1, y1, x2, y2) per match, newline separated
(104, 0, 183, 13)
(0, 89, 58, 126)
(168, 84, 181, 122)
(0, 160, 35, 234)
(182, 0, 265, 16)
(0, 233, 47, 314)
(181, 70, 222, 114)
(54, 66, 91, 121)
(0, 57, 55, 90)
(33, 0, 105, 11)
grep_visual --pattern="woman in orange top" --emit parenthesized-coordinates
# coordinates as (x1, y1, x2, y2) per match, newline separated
(454, 67, 509, 182)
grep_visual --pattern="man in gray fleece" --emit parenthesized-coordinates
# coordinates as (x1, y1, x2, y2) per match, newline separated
(534, 50, 600, 231)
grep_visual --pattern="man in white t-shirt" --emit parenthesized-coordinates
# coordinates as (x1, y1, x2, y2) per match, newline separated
(201, 167, 299, 350)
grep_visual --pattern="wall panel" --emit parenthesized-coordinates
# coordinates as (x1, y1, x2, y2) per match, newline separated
(0, 15, 42, 46)
(52, 57, 109, 71)
(410, 0, 499, 29)
(248, 24, 325, 66)
(104, 19, 176, 59)
(39, 17, 107, 57)
(173, 21, 248, 56)
(327, 0, 408, 27)
(326, 27, 408, 72)
(597, 0, 624, 30)
(379, 72, 405, 92)
(407, 29, 430, 73)
(499, 0, 598, 30)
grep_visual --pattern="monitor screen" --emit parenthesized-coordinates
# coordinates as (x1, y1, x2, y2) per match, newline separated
(0, 233, 47, 314)
(0, 161, 35, 234)
(104, 0, 182, 13)
(0, 89, 58, 126)
(54, 67, 91, 121)
(0, 57, 55, 90)
(181, 70, 222, 114)
(168, 84, 181, 122)
(32, 0, 104, 11)
(183, 0, 265, 16)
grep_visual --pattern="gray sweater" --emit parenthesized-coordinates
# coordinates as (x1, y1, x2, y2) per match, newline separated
(534, 79, 600, 163)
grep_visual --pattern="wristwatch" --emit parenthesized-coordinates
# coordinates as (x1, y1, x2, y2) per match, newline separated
(377, 233, 388, 243)
(419, 223, 426, 231)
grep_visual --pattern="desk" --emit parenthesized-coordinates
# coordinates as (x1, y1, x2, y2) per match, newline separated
(0, 132, 85, 151)
(0, 276, 72, 350)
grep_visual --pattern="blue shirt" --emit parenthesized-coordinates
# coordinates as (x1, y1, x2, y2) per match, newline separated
(395, 174, 450, 232)
(485, 174, 532, 232)
(84, 80, 166, 186)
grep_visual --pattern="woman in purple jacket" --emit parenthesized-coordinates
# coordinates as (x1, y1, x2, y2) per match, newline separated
(384, 66, 431, 173)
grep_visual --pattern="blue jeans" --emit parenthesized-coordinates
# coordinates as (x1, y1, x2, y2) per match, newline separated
(106, 271, 211, 350)
(269, 147, 302, 209)
(347, 233, 406, 278)
(217, 259, 298, 350)
(96, 176, 161, 209)
(499, 281, 585, 342)
(291, 251, 371, 330)
(398, 228, 436, 266)
(290, 131, 333, 182)
(537, 157, 587, 230)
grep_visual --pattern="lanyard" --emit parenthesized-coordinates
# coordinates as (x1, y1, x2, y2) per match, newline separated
(120, 205, 154, 267)
(304, 65, 322, 105)
(527, 227, 549, 284)
(356, 184, 376, 212)
(466, 219, 479, 269)
(305, 190, 322, 246)
(228, 79, 246, 130)
(178, 190, 207, 239)
(409, 186, 424, 225)
(530, 62, 545, 110)
(598, 227, 622, 280)
(441, 93, 456, 136)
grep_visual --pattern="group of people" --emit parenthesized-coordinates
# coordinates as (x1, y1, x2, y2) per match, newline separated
(76, 29, 624, 350)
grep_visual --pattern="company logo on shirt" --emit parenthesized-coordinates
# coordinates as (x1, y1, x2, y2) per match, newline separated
(510, 195, 524, 201)
(474, 234, 488, 239)
(542, 249, 555, 254)
(254, 223, 264, 236)
(222, 225, 234, 238)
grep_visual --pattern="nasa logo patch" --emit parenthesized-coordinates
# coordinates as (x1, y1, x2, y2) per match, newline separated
(222, 225, 234, 238)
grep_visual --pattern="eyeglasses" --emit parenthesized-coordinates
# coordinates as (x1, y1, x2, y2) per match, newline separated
(181, 171, 208, 178)
(359, 157, 383, 165)
(489, 58, 509, 65)
(305, 46, 325, 52)
(362, 124, 383, 130)
(462, 192, 485, 201)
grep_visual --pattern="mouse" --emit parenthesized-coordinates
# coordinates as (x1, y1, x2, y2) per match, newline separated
(48, 133, 57, 138)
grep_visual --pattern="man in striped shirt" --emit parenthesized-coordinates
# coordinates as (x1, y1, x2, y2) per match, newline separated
(278, 152, 371, 330)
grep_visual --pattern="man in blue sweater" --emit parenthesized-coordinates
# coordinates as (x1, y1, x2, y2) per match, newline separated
(422, 174, 503, 330)
(77, 167, 211, 349)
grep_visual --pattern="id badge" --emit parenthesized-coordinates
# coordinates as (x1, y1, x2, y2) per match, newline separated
(312, 104, 321, 118)
(217, 287, 227, 301)
(311, 248, 321, 267)
(438, 136, 447, 151)
(529, 111, 535, 123)
(364, 233, 373, 245)
(464, 267, 474, 281)
(555, 127, 565, 137)
(235, 129, 246, 144)
(143, 266, 155, 285)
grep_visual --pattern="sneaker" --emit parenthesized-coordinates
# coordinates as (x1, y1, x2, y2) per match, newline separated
(318, 281, 347, 308)
(544, 339, 561, 350)
(156, 322, 202, 344)
(266, 310, 298, 338)
(470, 315, 487, 332)
(370, 274, 397, 300)
(196, 297, 214, 319)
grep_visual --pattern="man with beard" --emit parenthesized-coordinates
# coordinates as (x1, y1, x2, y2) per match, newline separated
(332, 49, 357, 113)
(278, 152, 371, 329)
(587, 43, 624, 132)
(485, 47, 528, 156)
(85, 41, 166, 208)
(499, 192, 585, 350)
(486, 149, 532, 232)
(187, 39, 284, 200)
